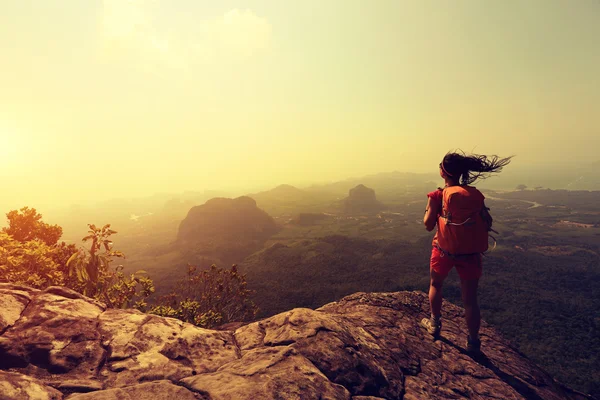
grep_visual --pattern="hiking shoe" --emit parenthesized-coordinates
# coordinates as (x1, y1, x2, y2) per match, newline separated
(466, 336, 481, 354)
(420, 317, 442, 337)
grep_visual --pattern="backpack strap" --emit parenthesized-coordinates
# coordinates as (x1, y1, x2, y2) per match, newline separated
(435, 233, 497, 258)
(481, 204, 498, 252)
(485, 234, 497, 254)
(446, 217, 475, 226)
(434, 243, 481, 259)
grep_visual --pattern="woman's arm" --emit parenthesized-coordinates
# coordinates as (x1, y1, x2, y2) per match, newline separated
(423, 197, 440, 232)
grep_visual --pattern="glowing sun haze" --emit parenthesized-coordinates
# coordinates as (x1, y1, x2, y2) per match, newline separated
(0, 0, 598, 210)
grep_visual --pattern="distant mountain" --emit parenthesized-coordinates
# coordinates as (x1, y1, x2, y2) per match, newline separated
(177, 196, 280, 265)
(42, 190, 231, 242)
(248, 184, 340, 216)
(246, 173, 441, 218)
(308, 171, 441, 201)
(258, 169, 493, 207)
(250, 184, 308, 204)
(477, 160, 600, 191)
(343, 184, 385, 214)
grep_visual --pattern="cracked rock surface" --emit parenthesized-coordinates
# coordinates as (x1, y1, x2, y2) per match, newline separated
(0, 283, 593, 400)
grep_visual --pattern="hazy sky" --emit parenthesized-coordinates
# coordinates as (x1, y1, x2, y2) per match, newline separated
(1, 0, 599, 210)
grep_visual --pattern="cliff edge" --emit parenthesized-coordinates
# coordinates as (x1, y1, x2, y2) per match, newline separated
(0, 283, 593, 400)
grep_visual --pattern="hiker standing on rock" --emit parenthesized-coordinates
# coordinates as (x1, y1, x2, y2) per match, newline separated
(421, 151, 512, 354)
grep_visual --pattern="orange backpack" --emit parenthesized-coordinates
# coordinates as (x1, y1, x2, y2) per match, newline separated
(436, 186, 492, 256)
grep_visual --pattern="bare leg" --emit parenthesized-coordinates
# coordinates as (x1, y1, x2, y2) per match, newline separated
(460, 278, 481, 339)
(429, 269, 446, 318)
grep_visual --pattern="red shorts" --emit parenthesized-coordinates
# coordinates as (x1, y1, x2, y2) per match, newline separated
(430, 246, 482, 280)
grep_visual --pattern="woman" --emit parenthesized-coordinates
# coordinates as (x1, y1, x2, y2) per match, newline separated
(421, 151, 512, 354)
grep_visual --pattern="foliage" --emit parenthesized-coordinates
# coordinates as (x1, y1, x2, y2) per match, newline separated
(66, 224, 154, 309)
(0, 207, 154, 311)
(0, 207, 77, 288)
(3, 207, 63, 245)
(0, 232, 67, 288)
(150, 264, 259, 328)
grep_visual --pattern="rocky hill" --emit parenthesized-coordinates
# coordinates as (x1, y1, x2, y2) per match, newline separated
(343, 184, 385, 214)
(176, 196, 280, 265)
(0, 283, 593, 400)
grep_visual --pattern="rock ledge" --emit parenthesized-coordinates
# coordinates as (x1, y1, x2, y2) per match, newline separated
(0, 284, 592, 399)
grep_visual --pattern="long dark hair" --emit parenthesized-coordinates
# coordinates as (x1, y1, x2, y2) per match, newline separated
(441, 151, 513, 185)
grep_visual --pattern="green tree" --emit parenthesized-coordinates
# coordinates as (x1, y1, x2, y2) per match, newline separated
(66, 224, 154, 310)
(150, 264, 259, 328)
(1, 207, 80, 289)
(0, 232, 65, 288)
(1, 208, 153, 310)
(3, 207, 63, 245)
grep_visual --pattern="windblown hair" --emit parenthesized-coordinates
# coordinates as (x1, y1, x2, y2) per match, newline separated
(441, 151, 513, 185)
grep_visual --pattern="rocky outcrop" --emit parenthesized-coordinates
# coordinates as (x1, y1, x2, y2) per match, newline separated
(0, 283, 593, 400)
(176, 196, 280, 264)
(343, 185, 384, 214)
(0, 371, 63, 400)
(178, 196, 279, 242)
